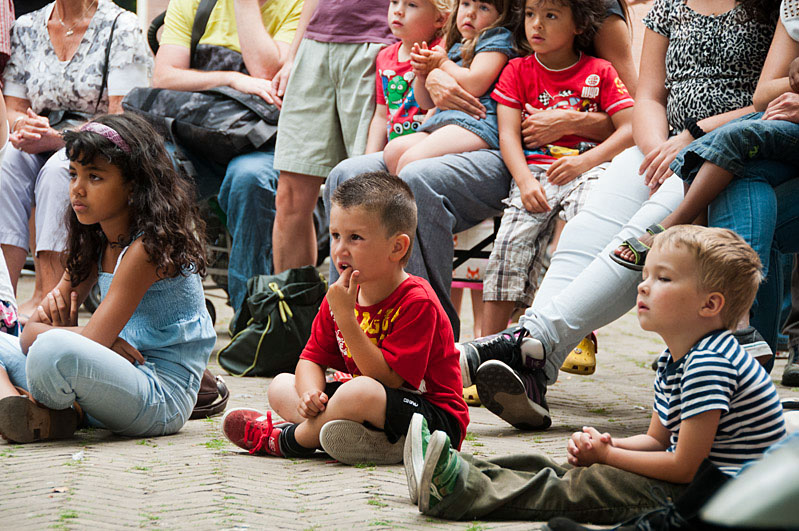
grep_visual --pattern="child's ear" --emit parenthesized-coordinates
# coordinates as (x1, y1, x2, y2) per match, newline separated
(436, 10, 450, 29)
(699, 292, 725, 319)
(390, 233, 411, 263)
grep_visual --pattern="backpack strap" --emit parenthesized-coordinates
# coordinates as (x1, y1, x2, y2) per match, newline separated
(190, 0, 219, 69)
(94, 12, 123, 114)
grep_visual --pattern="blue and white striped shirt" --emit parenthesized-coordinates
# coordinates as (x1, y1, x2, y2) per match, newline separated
(653, 330, 786, 475)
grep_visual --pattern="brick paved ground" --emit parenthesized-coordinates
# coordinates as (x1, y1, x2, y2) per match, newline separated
(3, 275, 797, 529)
(4, 2, 796, 529)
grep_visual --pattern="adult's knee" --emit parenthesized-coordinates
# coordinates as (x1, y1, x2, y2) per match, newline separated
(275, 173, 321, 216)
(224, 154, 279, 198)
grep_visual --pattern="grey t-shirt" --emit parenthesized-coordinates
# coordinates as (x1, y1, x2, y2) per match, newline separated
(305, 0, 395, 45)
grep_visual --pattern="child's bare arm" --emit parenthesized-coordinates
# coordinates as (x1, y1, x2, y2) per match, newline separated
(326, 268, 405, 388)
(365, 104, 389, 154)
(754, 22, 799, 110)
(546, 106, 633, 186)
(439, 51, 509, 98)
(498, 104, 550, 213)
(295, 359, 329, 418)
(576, 410, 721, 483)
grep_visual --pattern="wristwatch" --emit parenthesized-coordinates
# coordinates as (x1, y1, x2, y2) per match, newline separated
(684, 117, 706, 139)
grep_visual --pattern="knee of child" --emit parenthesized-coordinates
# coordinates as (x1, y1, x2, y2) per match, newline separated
(329, 376, 385, 408)
(267, 372, 297, 404)
(26, 329, 78, 377)
(383, 142, 404, 175)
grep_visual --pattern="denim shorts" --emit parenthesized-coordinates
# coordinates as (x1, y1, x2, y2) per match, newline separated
(419, 109, 500, 149)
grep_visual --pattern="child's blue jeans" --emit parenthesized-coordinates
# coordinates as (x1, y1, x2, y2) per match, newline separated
(0, 329, 196, 436)
(670, 112, 799, 184)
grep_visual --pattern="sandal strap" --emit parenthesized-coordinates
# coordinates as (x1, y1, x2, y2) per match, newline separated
(619, 237, 650, 265)
(646, 223, 666, 236)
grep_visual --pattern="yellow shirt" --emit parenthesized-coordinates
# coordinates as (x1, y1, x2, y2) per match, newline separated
(160, 0, 302, 52)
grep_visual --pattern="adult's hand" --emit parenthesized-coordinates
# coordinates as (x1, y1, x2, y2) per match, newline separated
(267, 58, 293, 109)
(521, 105, 576, 149)
(638, 130, 692, 191)
(10, 109, 63, 154)
(425, 69, 485, 119)
(762, 92, 799, 123)
(229, 72, 280, 106)
(789, 57, 799, 93)
(36, 288, 79, 327)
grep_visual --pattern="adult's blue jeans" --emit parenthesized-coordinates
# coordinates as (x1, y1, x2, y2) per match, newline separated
(709, 169, 799, 369)
(174, 145, 278, 312)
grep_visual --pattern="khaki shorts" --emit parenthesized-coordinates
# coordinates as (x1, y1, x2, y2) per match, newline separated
(274, 39, 383, 178)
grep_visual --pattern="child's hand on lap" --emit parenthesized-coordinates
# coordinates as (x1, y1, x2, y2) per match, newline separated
(518, 175, 551, 213)
(567, 426, 613, 466)
(298, 389, 328, 418)
(111, 336, 145, 365)
(546, 155, 590, 186)
(327, 266, 360, 323)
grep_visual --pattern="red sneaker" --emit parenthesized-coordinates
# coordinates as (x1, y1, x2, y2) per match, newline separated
(221, 408, 289, 456)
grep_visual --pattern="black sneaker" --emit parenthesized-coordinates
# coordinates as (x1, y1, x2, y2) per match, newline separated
(781, 345, 799, 387)
(475, 360, 551, 430)
(731, 326, 773, 364)
(458, 326, 545, 387)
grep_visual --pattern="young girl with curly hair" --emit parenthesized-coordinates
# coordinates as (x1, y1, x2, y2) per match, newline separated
(0, 113, 216, 443)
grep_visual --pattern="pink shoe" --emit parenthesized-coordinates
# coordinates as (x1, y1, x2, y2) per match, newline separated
(221, 408, 290, 456)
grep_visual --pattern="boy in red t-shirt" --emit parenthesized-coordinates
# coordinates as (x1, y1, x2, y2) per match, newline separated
(221, 171, 469, 464)
(478, 0, 635, 338)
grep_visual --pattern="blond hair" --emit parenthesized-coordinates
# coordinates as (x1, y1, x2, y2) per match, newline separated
(428, 0, 454, 38)
(651, 226, 763, 330)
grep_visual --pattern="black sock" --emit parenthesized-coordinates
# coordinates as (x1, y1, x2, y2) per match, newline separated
(279, 423, 316, 457)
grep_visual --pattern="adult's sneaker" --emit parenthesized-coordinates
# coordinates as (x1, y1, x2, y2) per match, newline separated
(319, 419, 404, 465)
(458, 326, 544, 387)
(475, 360, 551, 430)
(732, 326, 773, 366)
(781, 345, 799, 387)
(221, 408, 289, 456)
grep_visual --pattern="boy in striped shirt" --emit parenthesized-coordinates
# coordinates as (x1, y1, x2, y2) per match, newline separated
(403, 225, 786, 523)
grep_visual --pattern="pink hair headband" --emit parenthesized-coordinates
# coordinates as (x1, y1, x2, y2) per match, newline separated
(79, 122, 131, 153)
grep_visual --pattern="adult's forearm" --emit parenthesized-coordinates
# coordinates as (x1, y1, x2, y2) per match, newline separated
(568, 110, 615, 142)
(632, 99, 670, 155)
(153, 64, 236, 92)
(234, 0, 283, 79)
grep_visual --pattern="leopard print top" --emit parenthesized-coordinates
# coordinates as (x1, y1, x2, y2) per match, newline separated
(644, 0, 775, 132)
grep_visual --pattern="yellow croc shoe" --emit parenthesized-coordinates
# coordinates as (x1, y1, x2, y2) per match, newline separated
(560, 332, 597, 375)
(463, 385, 481, 406)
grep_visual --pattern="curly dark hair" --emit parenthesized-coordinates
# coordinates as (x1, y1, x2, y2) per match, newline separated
(739, 0, 780, 24)
(444, 0, 523, 67)
(62, 113, 206, 287)
(514, 0, 606, 56)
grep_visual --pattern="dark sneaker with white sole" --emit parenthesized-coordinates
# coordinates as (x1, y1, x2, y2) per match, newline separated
(731, 326, 773, 364)
(319, 419, 404, 465)
(475, 360, 551, 430)
(781, 345, 799, 387)
(458, 326, 545, 387)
